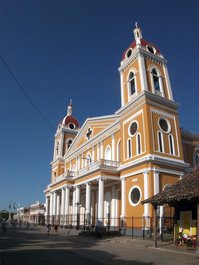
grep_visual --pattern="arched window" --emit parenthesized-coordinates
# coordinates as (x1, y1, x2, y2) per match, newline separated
(152, 68, 160, 92)
(85, 152, 92, 166)
(128, 72, 136, 97)
(127, 138, 132, 158)
(169, 134, 175, 155)
(105, 146, 111, 160)
(137, 133, 141, 155)
(67, 139, 72, 149)
(158, 131, 164, 153)
(56, 141, 60, 156)
(150, 67, 164, 97)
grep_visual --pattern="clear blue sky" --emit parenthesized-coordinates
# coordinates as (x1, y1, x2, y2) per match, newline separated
(0, 0, 199, 211)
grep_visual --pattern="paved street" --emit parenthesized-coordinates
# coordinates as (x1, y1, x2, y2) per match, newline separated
(0, 225, 199, 265)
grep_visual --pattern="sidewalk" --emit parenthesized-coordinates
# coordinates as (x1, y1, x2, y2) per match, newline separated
(96, 235, 198, 256)
(41, 226, 198, 256)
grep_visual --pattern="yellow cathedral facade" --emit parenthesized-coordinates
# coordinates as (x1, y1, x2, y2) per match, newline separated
(44, 25, 199, 235)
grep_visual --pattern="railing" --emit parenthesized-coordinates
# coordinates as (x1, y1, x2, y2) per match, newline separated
(44, 215, 174, 240)
(52, 159, 120, 184)
(100, 159, 120, 167)
(76, 159, 120, 177)
(155, 90, 162, 96)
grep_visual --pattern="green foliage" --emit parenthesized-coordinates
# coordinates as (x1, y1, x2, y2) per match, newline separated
(0, 210, 9, 220)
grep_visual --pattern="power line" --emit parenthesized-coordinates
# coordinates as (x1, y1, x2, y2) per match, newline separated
(0, 54, 55, 131)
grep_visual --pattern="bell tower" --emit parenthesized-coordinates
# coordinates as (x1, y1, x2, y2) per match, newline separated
(51, 101, 80, 182)
(118, 24, 185, 169)
(119, 23, 173, 108)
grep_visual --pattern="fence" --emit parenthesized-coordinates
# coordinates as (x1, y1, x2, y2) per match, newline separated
(45, 214, 174, 240)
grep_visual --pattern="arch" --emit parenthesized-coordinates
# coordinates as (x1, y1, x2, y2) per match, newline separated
(168, 134, 175, 155)
(105, 145, 111, 160)
(149, 66, 164, 97)
(136, 133, 142, 155)
(67, 139, 73, 149)
(127, 138, 132, 159)
(158, 131, 164, 153)
(127, 70, 137, 100)
(85, 152, 92, 166)
(56, 140, 60, 156)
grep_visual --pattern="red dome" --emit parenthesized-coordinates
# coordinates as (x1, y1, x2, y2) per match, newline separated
(62, 114, 80, 129)
(122, 39, 160, 60)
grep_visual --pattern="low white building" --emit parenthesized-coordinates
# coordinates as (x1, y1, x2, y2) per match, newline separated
(29, 201, 45, 225)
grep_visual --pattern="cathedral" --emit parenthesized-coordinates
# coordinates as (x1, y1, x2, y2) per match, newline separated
(44, 25, 199, 235)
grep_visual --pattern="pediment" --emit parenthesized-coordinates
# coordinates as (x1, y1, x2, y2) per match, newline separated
(65, 114, 119, 157)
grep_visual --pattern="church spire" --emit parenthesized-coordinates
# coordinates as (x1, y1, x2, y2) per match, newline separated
(67, 99, 72, 116)
(133, 22, 142, 45)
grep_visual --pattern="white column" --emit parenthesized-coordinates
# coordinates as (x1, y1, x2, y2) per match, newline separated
(143, 171, 149, 216)
(154, 170, 163, 233)
(72, 188, 76, 215)
(112, 134, 115, 161)
(56, 192, 60, 216)
(97, 178, 104, 225)
(138, 53, 148, 91)
(76, 186, 80, 205)
(91, 190, 95, 219)
(50, 192, 53, 218)
(100, 141, 104, 159)
(72, 188, 76, 226)
(65, 187, 70, 215)
(52, 192, 57, 216)
(97, 143, 100, 160)
(163, 63, 173, 100)
(111, 186, 116, 226)
(53, 139, 57, 160)
(45, 196, 49, 218)
(61, 188, 65, 216)
(159, 76, 165, 97)
(59, 132, 64, 157)
(154, 170, 160, 195)
(121, 178, 126, 217)
(86, 182, 91, 216)
(92, 146, 95, 161)
(120, 70, 125, 107)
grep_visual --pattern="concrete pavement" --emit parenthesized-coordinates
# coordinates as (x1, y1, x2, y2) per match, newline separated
(0, 225, 199, 265)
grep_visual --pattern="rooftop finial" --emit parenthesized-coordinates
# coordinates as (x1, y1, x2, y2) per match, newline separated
(135, 21, 138, 28)
(67, 99, 73, 116)
(133, 22, 142, 44)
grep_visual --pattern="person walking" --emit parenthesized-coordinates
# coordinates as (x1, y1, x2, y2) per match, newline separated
(2, 219, 6, 233)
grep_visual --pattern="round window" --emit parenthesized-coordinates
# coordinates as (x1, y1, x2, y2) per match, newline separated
(159, 118, 170, 133)
(129, 187, 141, 206)
(129, 121, 138, 136)
(69, 123, 75, 129)
(126, 49, 132, 58)
(147, 45, 156, 54)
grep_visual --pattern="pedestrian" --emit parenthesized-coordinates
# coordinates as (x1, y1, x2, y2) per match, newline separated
(46, 223, 51, 234)
(54, 224, 58, 232)
(2, 219, 6, 233)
